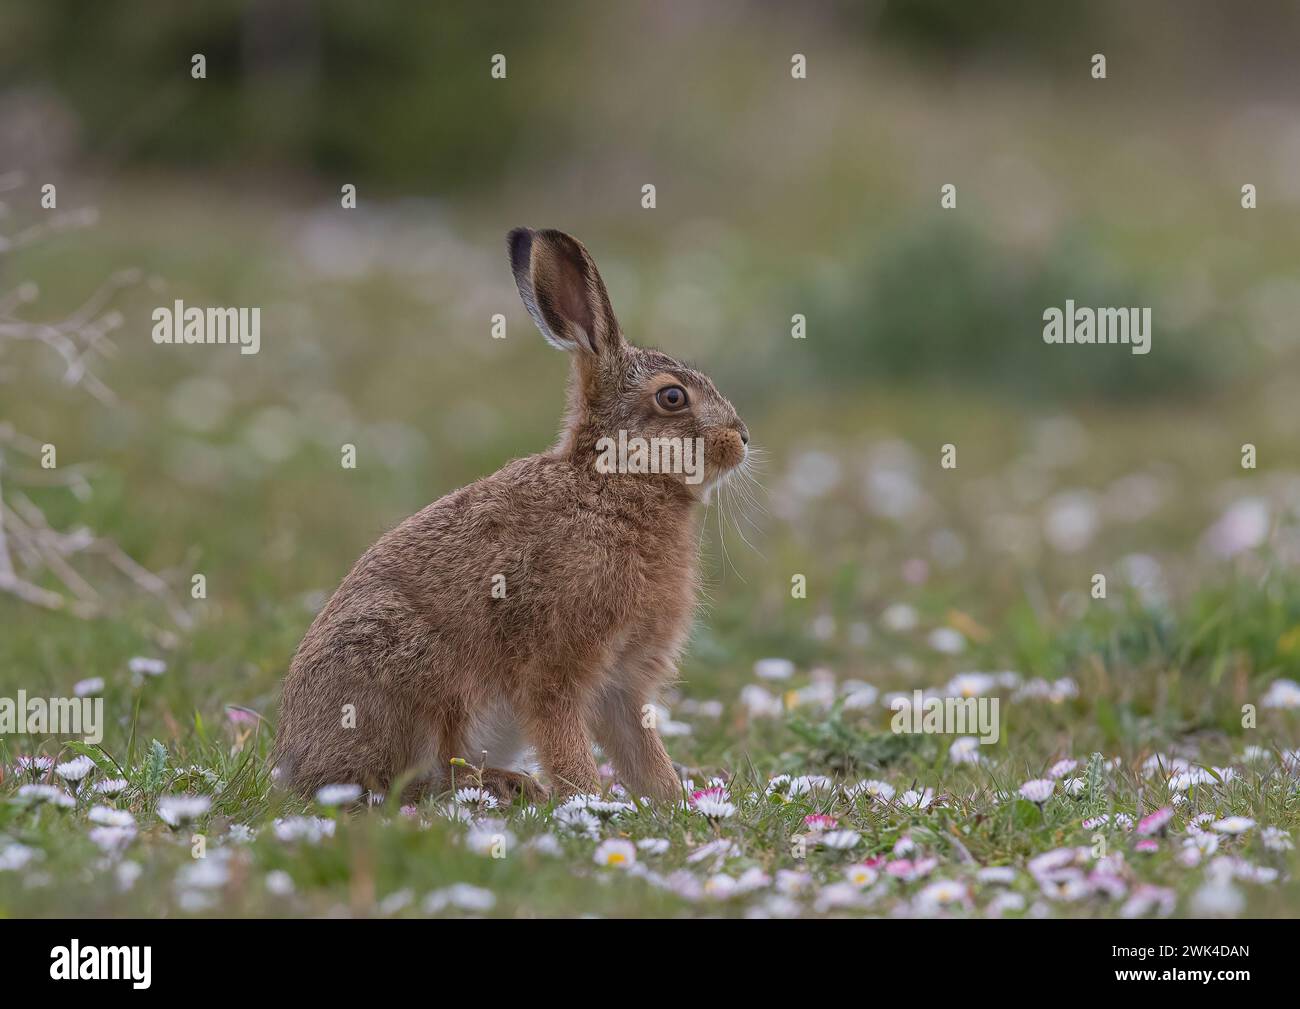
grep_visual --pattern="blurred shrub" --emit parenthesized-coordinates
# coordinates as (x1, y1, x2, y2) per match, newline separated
(0, 0, 560, 191)
(797, 221, 1221, 401)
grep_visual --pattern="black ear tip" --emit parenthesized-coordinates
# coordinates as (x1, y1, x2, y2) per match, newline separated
(507, 227, 534, 273)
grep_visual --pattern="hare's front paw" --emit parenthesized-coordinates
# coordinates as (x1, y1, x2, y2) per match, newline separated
(479, 768, 551, 807)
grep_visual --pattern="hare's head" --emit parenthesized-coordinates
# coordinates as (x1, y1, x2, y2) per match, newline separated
(509, 227, 748, 498)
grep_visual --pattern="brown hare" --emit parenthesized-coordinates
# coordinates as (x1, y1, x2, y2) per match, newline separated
(273, 228, 749, 805)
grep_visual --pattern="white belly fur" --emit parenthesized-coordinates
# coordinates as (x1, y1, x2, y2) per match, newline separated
(463, 700, 537, 773)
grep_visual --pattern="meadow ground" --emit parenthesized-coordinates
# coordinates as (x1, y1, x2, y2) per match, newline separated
(2, 167, 1299, 917)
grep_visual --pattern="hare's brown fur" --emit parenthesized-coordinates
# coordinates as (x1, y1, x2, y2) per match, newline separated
(273, 229, 748, 804)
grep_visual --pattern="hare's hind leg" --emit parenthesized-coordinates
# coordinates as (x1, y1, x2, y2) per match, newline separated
(593, 683, 681, 802)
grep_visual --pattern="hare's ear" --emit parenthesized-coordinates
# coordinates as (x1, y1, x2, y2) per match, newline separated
(508, 227, 621, 356)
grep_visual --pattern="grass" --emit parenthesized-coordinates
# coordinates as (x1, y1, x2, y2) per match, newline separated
(2, 132, 1299, 914)
(1, 577, 1298, 918)
(2, 343, 1298, 915)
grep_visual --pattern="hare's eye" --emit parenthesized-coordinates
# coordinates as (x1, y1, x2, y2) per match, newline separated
(656, 385, 689, 411)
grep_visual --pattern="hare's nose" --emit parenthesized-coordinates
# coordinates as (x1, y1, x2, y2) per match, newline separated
(737, 423, 750, 446)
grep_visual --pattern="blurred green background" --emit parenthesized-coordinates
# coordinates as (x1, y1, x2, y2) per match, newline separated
(2, 0, 1299, 723)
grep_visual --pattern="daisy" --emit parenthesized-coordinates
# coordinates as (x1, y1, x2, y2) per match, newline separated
(424, 883, 496, 913)
(690, 786, 737, 819)
(586, 798, 636, 816)
(1191, 879, 1244, 916)
(0, 843, 41, 872)
(985, 892, 1026, 917)
(775, 869, 813, 895)
(1018, 779, 1054, 804)
(819, 829, 861, 850)
(754, 657, 796, 681)
(315, 783, 364, 806)
(636, 837, 670, 855)
(1048, 758, 1078, 779)
(787, 774, 833, 796)
(898, 788, 934, 809)
(128, 656, 167, 676)
(176, 853, 231, 891)
(687, 839, 741, 869)
(948, 737, 982, 765)
(739, 685, 784, 719)
(788, 682, 836, 710)
(803, 813, 838, 833)
(593, 839, 637, 868)
(915, 879, 968, 913)
(1136, 807, 1174, 837)
(1061, 777, 1085, 797)
(93, 778, 129, 797)
(1261, 678, 1300, 709)
(271, 816, 335, 843)
(880, 603, 919, 632)
(17, 784, 74, 808)
(751, 895, 802, 919)
(1134, 839, 1159, 854)
(845, 863, 878, 887)
(888, 855, 937, 880)
(699, 874, 739, 899)
(1038, 869, 1090, 902)
(73, 677, 105, 697)
(265, 870, 295, 897)
(976, 866, 1017, 885)
(734, 867, 772, 894)
(1027, 847, 1082, 876)
(814, 881, 868, 912)
(466, 827, 513, 857)
(1120, 885, 1176, 919)
(157, 795, 211, 827)
(845, 779, 895, 802)
(15, 755, 54, 776)
(927, 628, 966, 655)
(116, 861, 143, 892)
(1185, 812, 1215, 835)
(55, 755, 95, 783)
(88, 826, 136, 853)
(1261, 827, 1293, 852)
(553, 806, 601, 839)
(225, 706, 261, 727)
(88, 806, 135, 828)
(1223, 859, 1277, 884)
(453, 786, 499, 809)
(524, 833, 563, 857)
(1211, 816, 1255, 835)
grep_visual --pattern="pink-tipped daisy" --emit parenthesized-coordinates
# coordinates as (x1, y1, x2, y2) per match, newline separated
(1134, 838, 1160, 854)
(802, 813, 838, 833)
(690, 786, 737, 819)
(1136, 807, 1174, 837)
